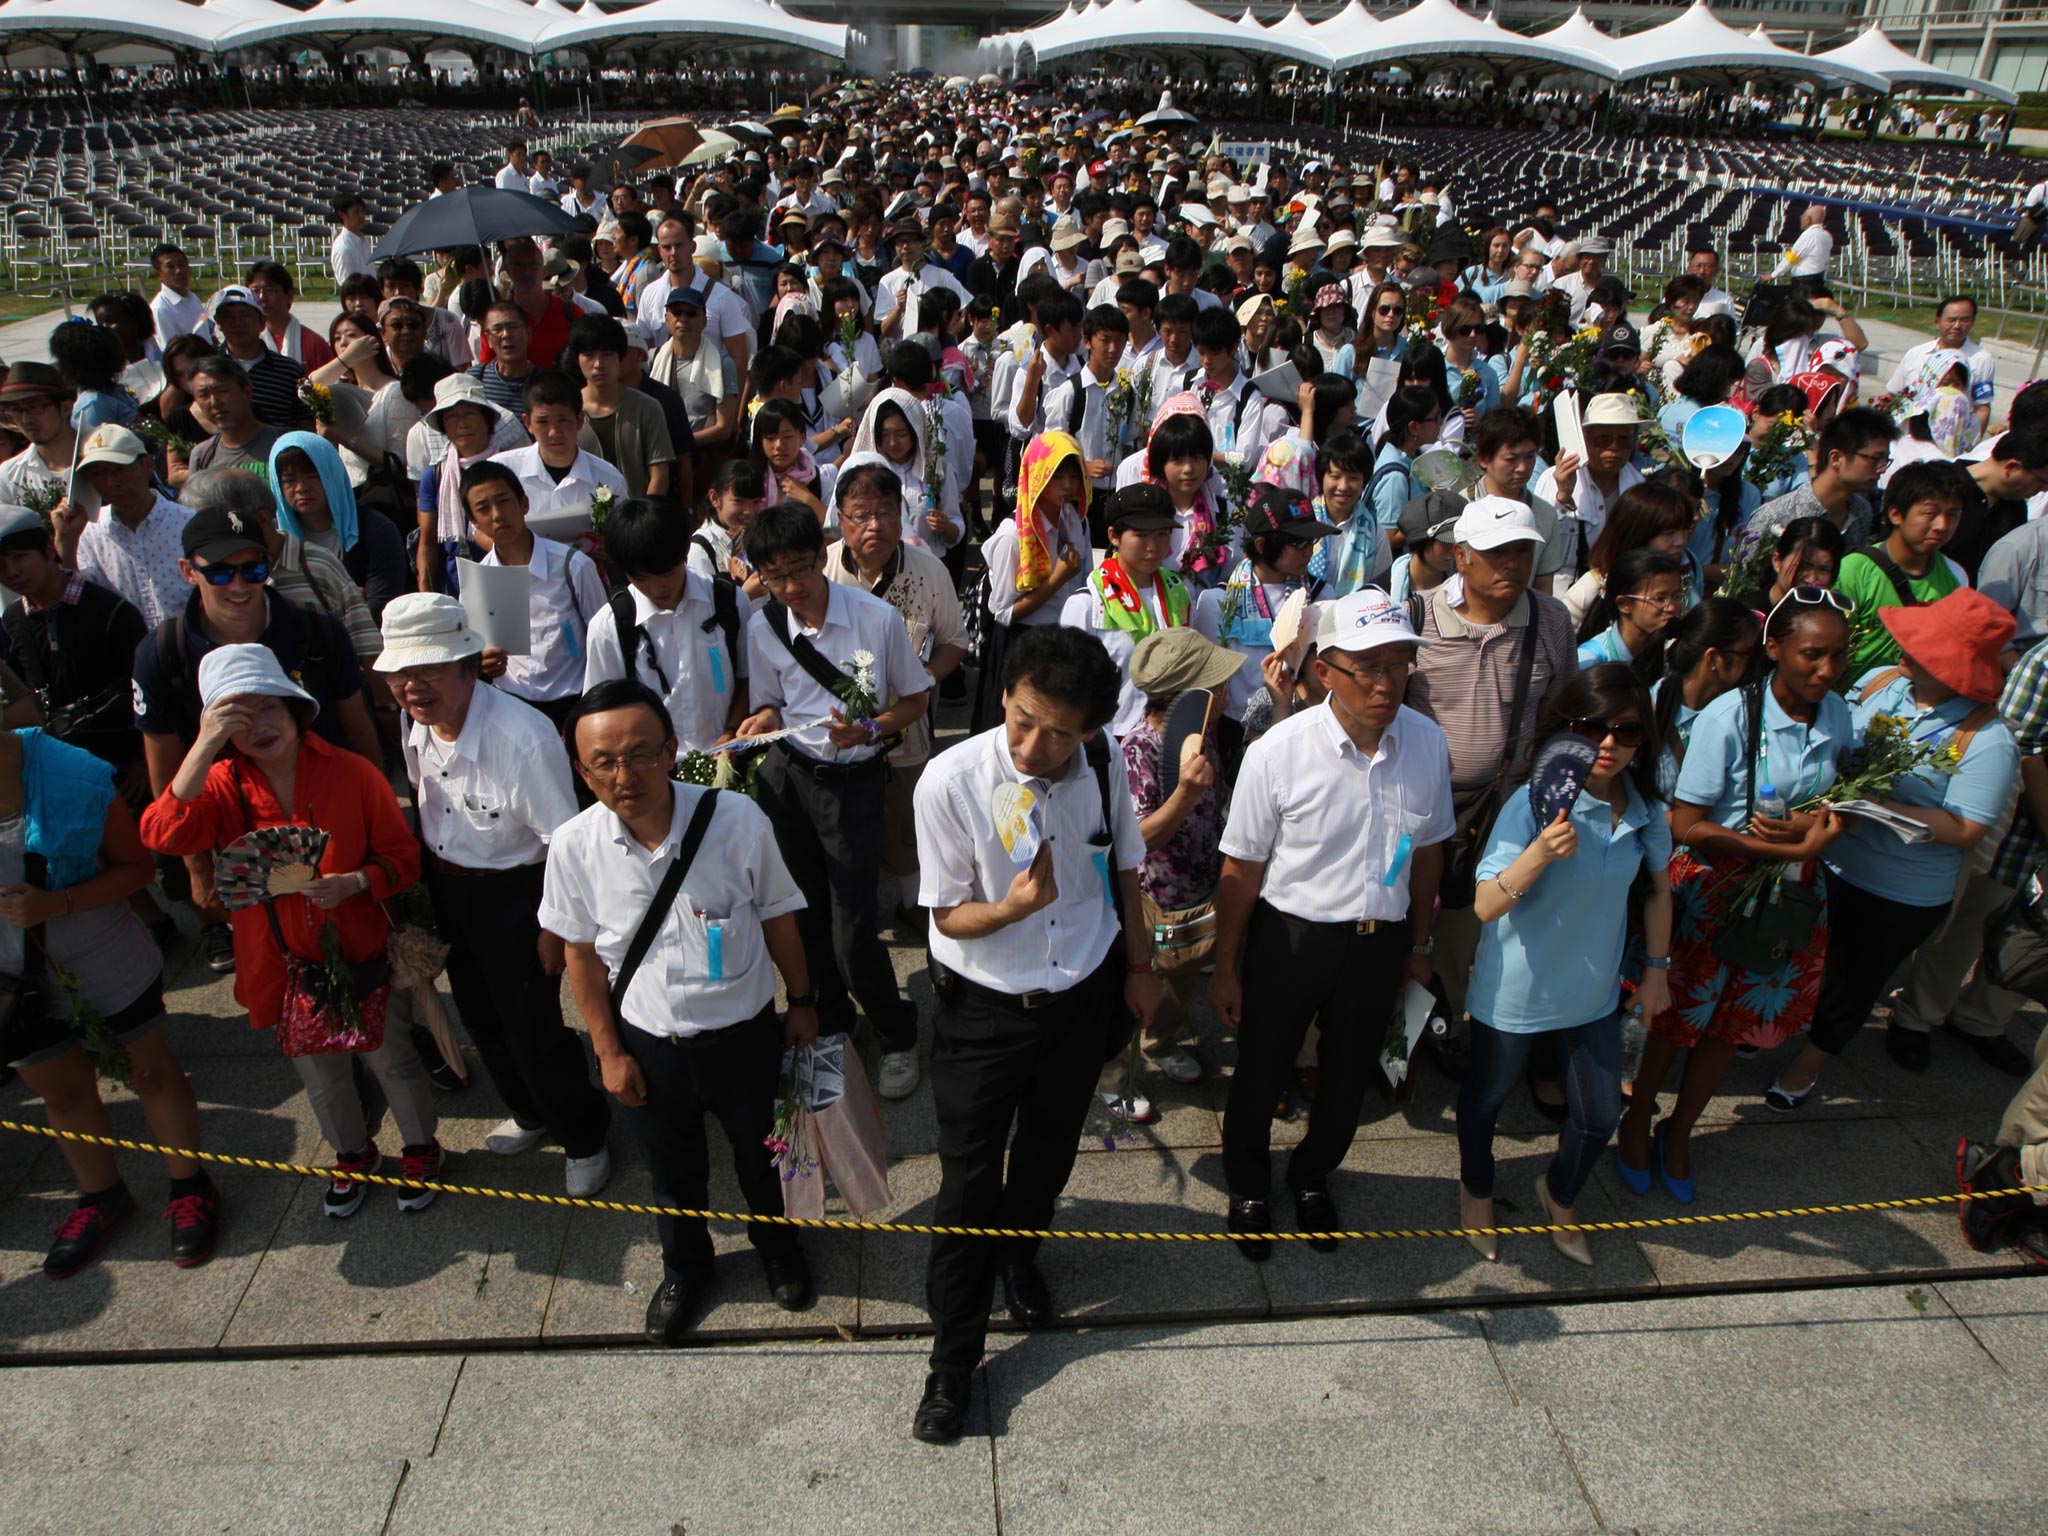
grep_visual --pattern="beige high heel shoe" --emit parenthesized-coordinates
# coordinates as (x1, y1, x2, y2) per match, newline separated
(1537, 1176, 1595, 1268)
(1459, 1184, 1498, 1262)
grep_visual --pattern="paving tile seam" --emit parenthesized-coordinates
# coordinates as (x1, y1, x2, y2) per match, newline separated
(1472, 1311, 1525, 1408)
(377, 1459, 412, 1536)
(1542, 1403, 1609, 1530)
(5, 1261, 2041, 1371)
(211, 1166, 310, 1353)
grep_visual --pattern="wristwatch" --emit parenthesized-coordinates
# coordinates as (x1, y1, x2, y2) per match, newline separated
(785, 990, 818, 1010)
(1642, 955, 1671, 971)
(1409, 938, 1435, 957)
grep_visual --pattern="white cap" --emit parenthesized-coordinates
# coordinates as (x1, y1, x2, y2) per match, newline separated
(197, 643, 319, 716)
(1314, 586, 1434, 655)
(1584, 392, 1644, 429)
(1453, 496, 1546, 551)
(76, 422, 149, 469)
(375, 593, 487, 673)
(1178, 203, 1218, 228)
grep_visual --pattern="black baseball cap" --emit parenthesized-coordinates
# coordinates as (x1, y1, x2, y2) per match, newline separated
(1106, 483, 1179, 533)
(181, 503, 268, 564)
(1399, 490, 1464, 550)
(1242, 483, 1340, 543)
(1599, 321, 1641, 357)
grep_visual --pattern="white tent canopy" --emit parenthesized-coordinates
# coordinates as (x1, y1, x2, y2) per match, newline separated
(538, 0, 849, 61)
(1598, 2, 1888, 93)
(1322, 0, 1614, 77)
(1025, 0, 1334, 69)
(215, 0, 555, 57)
(1818, 25, 2018, 105)
(0, 0, 243, 58)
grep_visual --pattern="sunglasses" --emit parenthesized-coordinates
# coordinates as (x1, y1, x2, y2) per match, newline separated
(197, 558, 270, 587)
(1569, 717, 1644, 748)
(1766, 584, 1853, 626)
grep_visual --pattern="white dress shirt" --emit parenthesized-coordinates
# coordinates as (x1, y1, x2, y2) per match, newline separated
(539, 782, 807, 1037)
(983, 508, 1090, 628)
(484, 536, 607, 704)
(1005, 344, 1083, 440)
(915, 724, 1146, 995)
(1042, 365, 1125, 490)
(151, 285, 209, 344)
(1221, 700, 1454, 924)
(1530, 461, 1643, 587)
(73, 493, 191, 629)
(876, 263, 971, 336)
(1772, 225, 1834, 279)
(491, 443, 628, 542)
(1059, 579, 1182, 739)
(405, 680, 578, 870)
(329, 227, 375, 287)
(743, 582, 931, 765)
(1888, 338, 1996, 410)
(494, 163, 529, 191)
(581, 572, 743, 754)
(1200, 370, 1286, 466)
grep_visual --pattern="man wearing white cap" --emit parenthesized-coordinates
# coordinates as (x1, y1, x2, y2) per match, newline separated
(1530, 393, 1644, 589)
(378, 594, 614, 1197)
(1552, 236, 1611, 324)
(1211, 587, 1450, 1257)
(1402, 497, 1578, 1069)
(69, 424, 192, 631)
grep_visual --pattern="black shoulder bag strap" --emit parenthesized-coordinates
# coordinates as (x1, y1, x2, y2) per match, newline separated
(1499, 600, 1540, 784)
(607, 788, 720, 1018)
(1084, 731, 1115, 839)
(1861, 545, 1923, 609)
(761, 599, 855, 698)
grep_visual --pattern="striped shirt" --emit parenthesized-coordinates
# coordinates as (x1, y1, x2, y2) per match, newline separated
(233, 348, 308, 430)
(1990, 637, 2048, 889)
(1402, 584, 1579, 790)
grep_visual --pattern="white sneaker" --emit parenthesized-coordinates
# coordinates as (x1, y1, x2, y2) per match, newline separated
(484, 1118, 546, 1155)
(1102, 1090, 1159, 1125)
(1149, 1048, 1205, 1086)
(877, 1050, 920, 1100)
(565, 1147, 611, 1198)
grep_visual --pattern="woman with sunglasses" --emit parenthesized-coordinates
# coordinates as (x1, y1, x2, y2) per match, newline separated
(1768, 588, 2020, 1107)
(1459, 663, 1674, 1267)
(1435, 295, 1499, 440)
(1574, 547, 1686, 683)
(1355, 280, 1411, 379)
(1618, 589, 1849, 1196)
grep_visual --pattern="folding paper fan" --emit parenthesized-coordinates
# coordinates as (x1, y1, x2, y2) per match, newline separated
(1527, 734, 1599, 828)
(214, 825, 332, 910)
(1157, 688, 1212, 802)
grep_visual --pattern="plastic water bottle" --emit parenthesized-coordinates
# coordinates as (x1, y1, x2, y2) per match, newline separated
(1620, 1005, 1648, 1081)
(1755, 782, 1788, 821)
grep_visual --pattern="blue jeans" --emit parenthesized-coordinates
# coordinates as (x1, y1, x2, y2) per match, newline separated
(1456, 1012, 1624, 1207)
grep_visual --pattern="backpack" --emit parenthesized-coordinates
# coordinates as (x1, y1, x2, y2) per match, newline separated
(607, 549, 739, 697)
(150, 603, 331, 740)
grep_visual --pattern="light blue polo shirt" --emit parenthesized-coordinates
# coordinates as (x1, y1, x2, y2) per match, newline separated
(1577, 623, 1630, 670)
(1649, 676, 1704, 802)
(1823, 668, 2020, 908)
(1468, 775, 1673, 1033)
(1674, 682, 1852, 827)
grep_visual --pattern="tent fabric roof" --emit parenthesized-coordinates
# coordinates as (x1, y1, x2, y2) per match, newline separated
(538, 0, 848, 60)
(1596, 2, 1889, 92)
(0, 0, 242, 55)
(1321, 0, 1612, 75)
(1028, 0, 1334, 68)
(1818, 25, 2018, 105)
(215, 0, 555, 54)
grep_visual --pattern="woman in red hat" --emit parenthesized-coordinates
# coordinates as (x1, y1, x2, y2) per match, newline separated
(1767, 586, 2021, 1107)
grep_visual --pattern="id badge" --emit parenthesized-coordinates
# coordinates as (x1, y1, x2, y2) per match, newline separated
(1381, 832, 1413, 888)
(1090, 847, 1114, 906)
(1234, 617, 1274, 649)
(708, 646, 728, 695)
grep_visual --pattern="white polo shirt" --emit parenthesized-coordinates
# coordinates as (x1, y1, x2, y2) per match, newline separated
(1888, 338, 1997, 412)
(582, 572, 744, 754)
(539, 782, 807, 1037)
(151, 285, 209, 344)
(915, 724, 1146, 995)
(1220, 699, 1455, 924)
(483, 535, 607, 704)
(491, 443, 628, 542)
(405, 680, 579, 870)
(743, 581, 931, 765)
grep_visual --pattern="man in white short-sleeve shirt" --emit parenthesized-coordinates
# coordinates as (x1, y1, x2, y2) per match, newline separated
(539, 679, 819, 1342)
(908, 623, 1159, 1445)
(1211, 588, 1451, 1259)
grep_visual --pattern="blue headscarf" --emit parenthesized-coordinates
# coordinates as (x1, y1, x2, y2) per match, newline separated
(266, 431, 360, 554)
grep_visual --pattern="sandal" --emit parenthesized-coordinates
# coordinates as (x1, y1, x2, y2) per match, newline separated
(1764, 1074, 1817, 1113)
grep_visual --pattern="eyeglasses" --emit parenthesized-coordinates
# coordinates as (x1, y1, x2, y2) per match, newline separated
(196, 558, 270, 586)
(755, 563, 817, 588)
(1569, 717, 1645, 748)
(1616, 590, 1684, 611)
(839, 505, 901, 526)
(1454, 325, 1484, 337)
(485, 322, 528, 336)
(1766, 584, 1852, 626)
(580, 744, 669, 778)
(1849, 447, 1892, 469)
(1322, 654, 1409, 686)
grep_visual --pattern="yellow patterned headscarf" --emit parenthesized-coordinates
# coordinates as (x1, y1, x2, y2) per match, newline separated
(1015, 431, 1088, 594)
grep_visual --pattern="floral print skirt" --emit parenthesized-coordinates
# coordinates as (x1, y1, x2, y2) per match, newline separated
(1645, 849, 1829, 1052)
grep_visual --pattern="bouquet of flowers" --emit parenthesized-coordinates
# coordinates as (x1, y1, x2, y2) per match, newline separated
(1521, 316, 1604, 416)
(1281, 267, 1308, 319)
(1714, 525, 1775, 599)
(1103, 367, 1137, 456)
(765, 1064, 820, 1186)
(837, 308, 861, 356)
(1404, 288, 1444, 346)
(136, 415, 192, 462)
(1744, 411, 1812, 491)
(17, 479, 61, 530)
(675, 747, 761, 798)
(589, 484, 616, 536)
(48, 953, 129, 1084)
(1190, 473, 1250, 576)
(298, 380, 335, 424)
(838, 648, 883, 726)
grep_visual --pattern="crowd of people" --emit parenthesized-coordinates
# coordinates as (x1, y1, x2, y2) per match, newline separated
(5, 76, 2048, 1445)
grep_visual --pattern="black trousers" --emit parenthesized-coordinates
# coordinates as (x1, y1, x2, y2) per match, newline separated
(618, 1008, 799, 1281)
(1807, 873, 1948, 1057)
(428, 860, 611, 1158)
(755, 744, 917, 1051)
(1221, 901, 1407, 1200)
(925, 950, 1121, 1374)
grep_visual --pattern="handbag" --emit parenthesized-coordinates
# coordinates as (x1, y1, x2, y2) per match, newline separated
(265, 900, 392, 1057)
(1145, 891, 1216, 978)
(1983, 884, 2048, 1009)
(1710, 689, 1821, 974)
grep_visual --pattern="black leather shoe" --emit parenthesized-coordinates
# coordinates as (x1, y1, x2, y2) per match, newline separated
(1226, 1197, 1272, 1262)
(643, 1274, 713, 1344)
(1292, 1184, 1341, 1253)
(762, 1249, 815, 1312)
(912, 1370, 971, 1443)
(1957, 1140, 2030, 1254)
(1955, 1029, 2033, 1078)
(1886, 1025, 1931, 1073)
(44, 1184, 135, 1279)
(1425, 1027, 1469, 1082)
(1000, 1260, 1053, 1328)
(166, 1176, 222, 1269)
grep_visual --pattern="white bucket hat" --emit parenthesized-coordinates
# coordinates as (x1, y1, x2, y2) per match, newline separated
(1584, 393, 1645, 429)
(425, 373, 513, 435)
(197, 643, 318, 716)
(375, 593, 487, 673)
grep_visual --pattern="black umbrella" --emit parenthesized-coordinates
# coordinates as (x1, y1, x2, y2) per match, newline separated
(370, 186, 581, 261)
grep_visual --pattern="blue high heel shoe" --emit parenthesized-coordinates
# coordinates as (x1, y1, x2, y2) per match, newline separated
(1615, 1138, 1653, 1196)
(1655, 1121, 1696, 1205)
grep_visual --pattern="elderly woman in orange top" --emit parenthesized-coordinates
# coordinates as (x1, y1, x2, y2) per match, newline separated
(139, 643, 439, 1221)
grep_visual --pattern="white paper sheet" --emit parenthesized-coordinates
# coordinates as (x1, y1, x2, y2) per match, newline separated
(1357, 357, 1402, 420)
(1554, 388, 1586, 465)
(457, 558, 531, 655)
